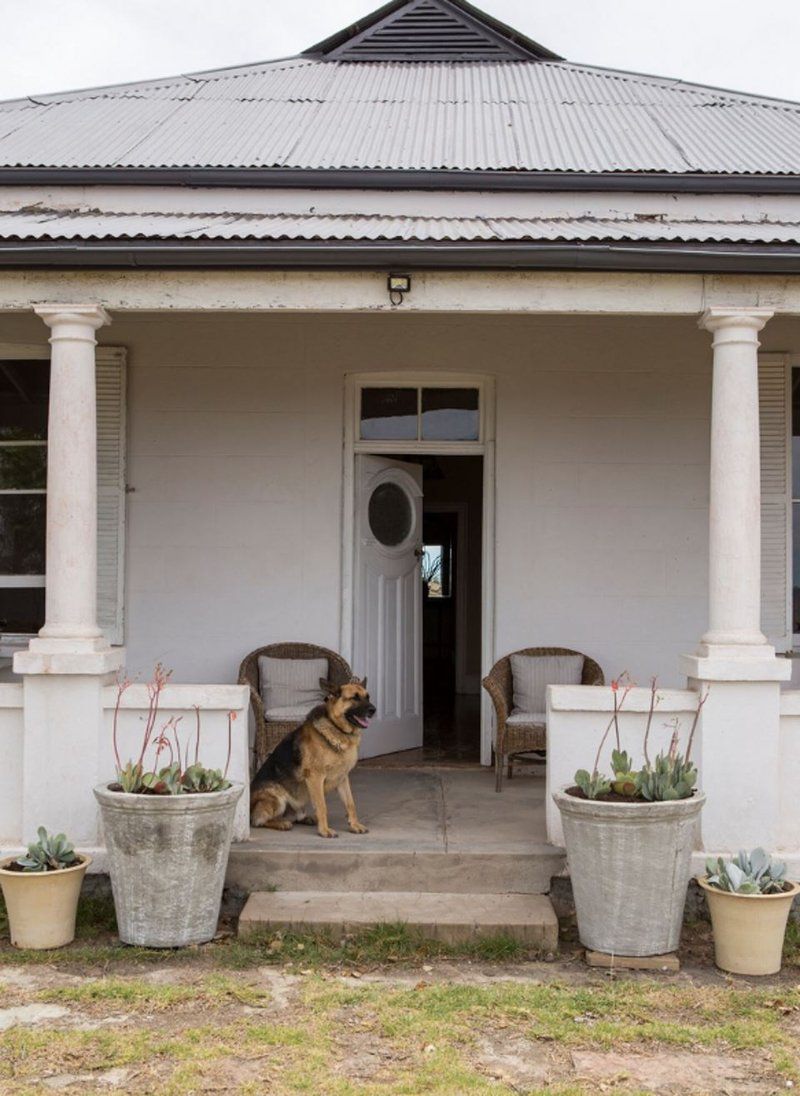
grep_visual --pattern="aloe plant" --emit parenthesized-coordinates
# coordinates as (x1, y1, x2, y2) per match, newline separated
(610, 749, 639, 797)
(15, 827, 78, 873)
(182, 764, 230, 793)
(705, 848, 789, 895)
(574, 769, 612, 800)
(636, 750, 697, 802)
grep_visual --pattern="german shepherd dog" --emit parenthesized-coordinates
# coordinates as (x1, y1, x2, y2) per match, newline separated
(250, 678, 376, 839)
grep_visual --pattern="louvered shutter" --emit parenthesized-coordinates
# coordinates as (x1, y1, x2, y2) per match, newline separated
(96, 348, 126, 645)
(759, 353, 791, 649)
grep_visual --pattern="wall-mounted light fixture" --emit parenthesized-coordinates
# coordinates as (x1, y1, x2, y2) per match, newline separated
(387, 273, 411, 306)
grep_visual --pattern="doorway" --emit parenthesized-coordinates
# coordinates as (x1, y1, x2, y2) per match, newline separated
(421, 457, 483, 761)
(342, 374, 496, 765)
(352, 452, 484, 762)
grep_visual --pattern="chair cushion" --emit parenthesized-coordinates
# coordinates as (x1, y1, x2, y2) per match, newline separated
(264, 704, 319, 724)
(258, 656, 327, 715)
(506, 711, 546, 726)
(510, 653, 583, 715)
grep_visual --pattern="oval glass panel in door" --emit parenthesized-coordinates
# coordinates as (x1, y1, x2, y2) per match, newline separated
(368, 482, 413, 547)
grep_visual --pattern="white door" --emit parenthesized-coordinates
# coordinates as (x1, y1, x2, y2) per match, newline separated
(354, 455, 423, 758)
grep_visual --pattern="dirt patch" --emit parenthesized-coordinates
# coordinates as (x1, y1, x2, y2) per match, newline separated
(570, 1049, 781, 1094)
(334, 1030, 410, 1083)
(475, 1033, 564, 1089)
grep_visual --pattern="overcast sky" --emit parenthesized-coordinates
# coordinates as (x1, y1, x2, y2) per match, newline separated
(0, 0, 798, 103)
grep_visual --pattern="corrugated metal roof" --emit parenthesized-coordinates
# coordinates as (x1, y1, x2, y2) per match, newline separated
(2, 203, 800, 244)
(1, 54, 800, 174)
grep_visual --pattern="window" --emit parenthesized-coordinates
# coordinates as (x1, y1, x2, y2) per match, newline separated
(421, 543, 452, 599)
(0, 349, 127, 643)
(0, 361, 49, 634)
(360, 385, 480, 443)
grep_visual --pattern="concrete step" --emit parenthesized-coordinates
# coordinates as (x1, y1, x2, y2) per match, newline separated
(238, 890, 559, 949)
(226, 846, 565, 895)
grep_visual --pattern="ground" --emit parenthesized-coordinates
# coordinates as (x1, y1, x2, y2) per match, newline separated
(0, 898, 799, 1095)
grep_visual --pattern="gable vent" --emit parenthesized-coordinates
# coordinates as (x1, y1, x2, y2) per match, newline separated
(312, 0, 556, 63)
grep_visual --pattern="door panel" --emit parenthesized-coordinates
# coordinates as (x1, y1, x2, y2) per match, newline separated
(354, 455, 423, 758)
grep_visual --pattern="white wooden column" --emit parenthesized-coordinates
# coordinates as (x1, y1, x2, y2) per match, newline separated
(698, 307, 775, 658)
(680, 306, 789, 857)
(34, 305, 108, 648)
(13, 303, 123, 845)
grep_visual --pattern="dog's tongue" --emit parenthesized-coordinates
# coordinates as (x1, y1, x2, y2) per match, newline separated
(354, 715, 370, 728)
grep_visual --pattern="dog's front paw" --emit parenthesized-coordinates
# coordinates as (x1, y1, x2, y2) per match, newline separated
(349, 822, 369, 834)
(318, 827, 339, 839)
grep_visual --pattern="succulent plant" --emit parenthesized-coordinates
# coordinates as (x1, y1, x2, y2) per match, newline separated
(182, 764, 231, 793)
(574, 769, 612, 800)
(116, 760, 145, 793)
(705, 848, 789, 895)
(635, 750, 697, 802)
(610, 749, 639, 796)
(15, 827, 78, 872)
(140, 762, 184, 795)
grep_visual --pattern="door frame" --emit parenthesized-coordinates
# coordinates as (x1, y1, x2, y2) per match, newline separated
(341, 372, 496, 765)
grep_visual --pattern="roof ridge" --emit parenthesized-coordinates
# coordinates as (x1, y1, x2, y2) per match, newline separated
(0, 55, 316, 110)
(553, 59, 800, 112)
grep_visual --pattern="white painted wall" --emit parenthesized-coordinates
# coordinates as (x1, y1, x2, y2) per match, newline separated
(548, 683, 800, 872)
(105, 683, 251, 843)
(0, 680, 249, 856)
(1, 307, 798, 713)
(0, 685, 23, 844)
(546, 684, 700, 849)
(779, 692, 800, 853)
(107, 312, 712, 690)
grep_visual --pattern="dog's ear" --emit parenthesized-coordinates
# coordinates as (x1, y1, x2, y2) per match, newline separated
(320, 678, 339, 697)
(359, 676, 368, 690)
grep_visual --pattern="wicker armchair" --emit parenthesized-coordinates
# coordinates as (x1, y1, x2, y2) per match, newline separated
(239, 643, 353, 771)
(482, 647, 604, 792)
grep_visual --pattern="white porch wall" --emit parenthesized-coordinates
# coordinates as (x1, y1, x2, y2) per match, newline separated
(110, 312, 713, 687)
(0, 685, 23, 843)
(9, 307, 800, 692)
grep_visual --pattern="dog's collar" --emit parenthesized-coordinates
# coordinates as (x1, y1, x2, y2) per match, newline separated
(312, 717, 354, 753)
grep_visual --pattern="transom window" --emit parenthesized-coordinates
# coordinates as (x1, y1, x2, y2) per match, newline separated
(360, 386, 480, 442)
(0, 360, 49, 635)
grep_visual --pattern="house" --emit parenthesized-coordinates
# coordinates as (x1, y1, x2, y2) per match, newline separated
(0, 0, 799, 885)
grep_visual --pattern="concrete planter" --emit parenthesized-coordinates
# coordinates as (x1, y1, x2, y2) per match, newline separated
(553, 788, 705, 956)
(94, 783, 244, 948)
(698, 877, 800, 976)
(0, 855, 90, 949)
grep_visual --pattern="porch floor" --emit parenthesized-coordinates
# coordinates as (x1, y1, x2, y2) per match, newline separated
(227, 767, 564, 895)
(251, 767, 548, 852)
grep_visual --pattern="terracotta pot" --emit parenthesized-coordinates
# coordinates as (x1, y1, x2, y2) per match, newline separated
(554, 788, 705, 956)
(698, 876, 800, 976)
(0, 855, 90, 949)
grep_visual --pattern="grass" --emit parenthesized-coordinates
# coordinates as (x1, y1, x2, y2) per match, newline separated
(0, 893, 533, 969)
(1, 971, 799, 1094)
(1, 892, 799, 1094)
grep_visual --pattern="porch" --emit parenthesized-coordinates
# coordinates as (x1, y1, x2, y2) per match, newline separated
(2, 268, 800, 878)
(228, 767, 561, 894)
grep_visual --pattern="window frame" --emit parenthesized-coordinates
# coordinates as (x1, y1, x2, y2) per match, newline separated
(0, 351, 50, 639)
(0, 343, 127, 646)
(353, 375, 485, 454)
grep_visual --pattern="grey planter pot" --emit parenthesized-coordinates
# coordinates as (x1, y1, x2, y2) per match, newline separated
(94, 782, 244, 948)
(553, 787, 705, 957)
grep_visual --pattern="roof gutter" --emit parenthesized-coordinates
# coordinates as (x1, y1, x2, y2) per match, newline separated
(1, 167, 800, 194)
(0, 239, 799, 272)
